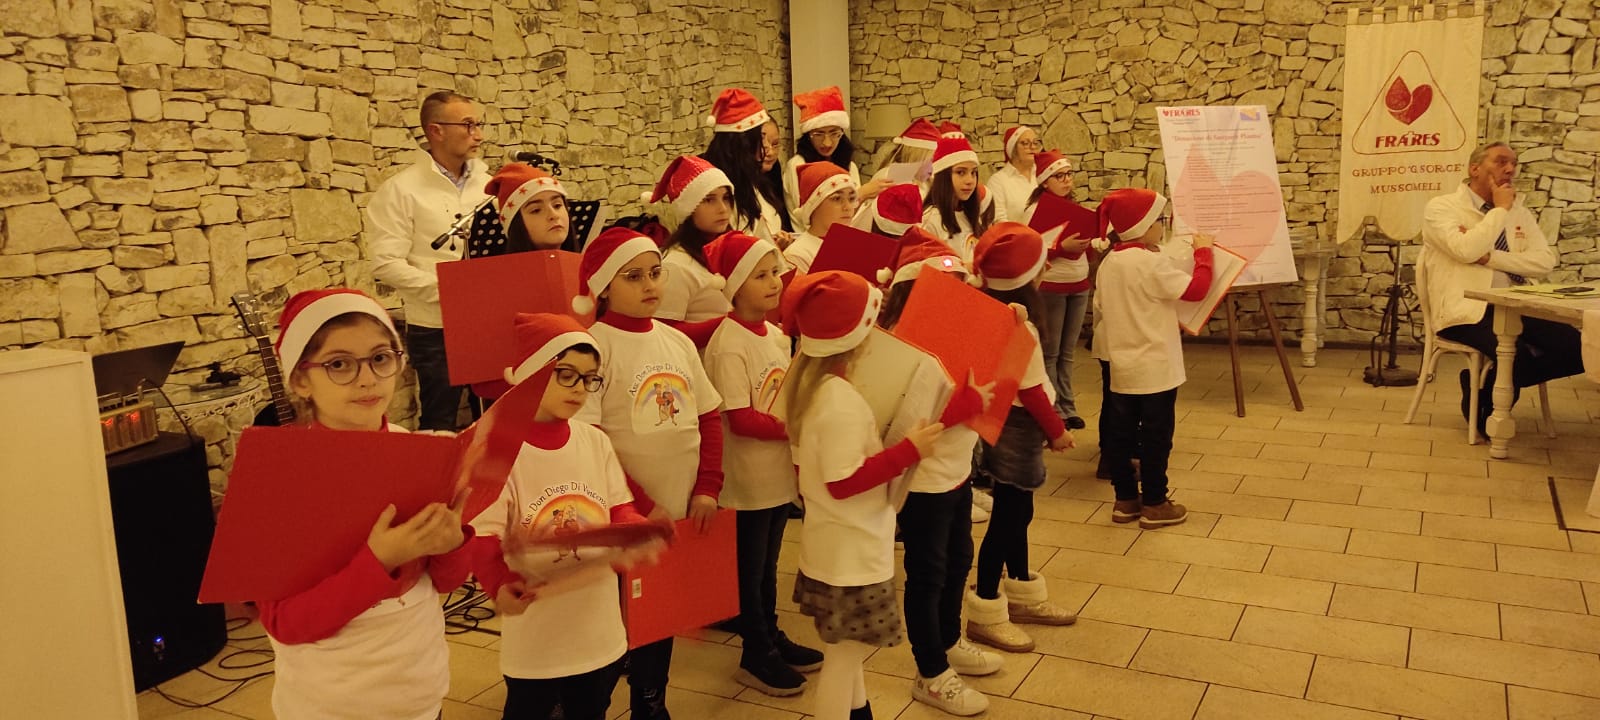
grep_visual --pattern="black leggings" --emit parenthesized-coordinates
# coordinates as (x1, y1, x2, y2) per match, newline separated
(975, 482, 1034, 599)
(502, 660, 622, 720)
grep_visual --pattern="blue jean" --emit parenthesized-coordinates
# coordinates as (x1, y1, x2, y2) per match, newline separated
(1038, 291, 1090, 420)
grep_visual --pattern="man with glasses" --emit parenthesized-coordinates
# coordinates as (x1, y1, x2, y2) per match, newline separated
(366, 91, 493, 431)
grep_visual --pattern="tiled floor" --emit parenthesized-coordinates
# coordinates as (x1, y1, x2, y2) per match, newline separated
(139, 344, 1600, 720)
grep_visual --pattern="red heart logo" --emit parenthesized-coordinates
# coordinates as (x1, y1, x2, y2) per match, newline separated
(1384, 77, 1432, 125)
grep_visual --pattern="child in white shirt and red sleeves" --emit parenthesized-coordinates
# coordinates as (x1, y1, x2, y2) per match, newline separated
(699, 231, 825, 697)
(781, 161, 860, 277)
(780, 270, 948, 720)
(570, 227, 725, 720)
(260, 289, 473, 720)
(469, 312, 661, 720)
(959, 224, 1079, 657)
(1093, 189, 1215, 529)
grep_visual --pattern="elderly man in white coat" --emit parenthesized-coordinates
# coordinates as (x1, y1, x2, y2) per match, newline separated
(1418, 141, 1582, 434)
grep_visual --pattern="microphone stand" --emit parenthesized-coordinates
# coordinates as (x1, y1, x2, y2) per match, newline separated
(431, 197, 494, 251)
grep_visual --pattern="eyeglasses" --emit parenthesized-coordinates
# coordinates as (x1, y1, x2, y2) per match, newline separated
(553, 367, 604, 392)
(434, 120, 485, 135)
(1017, 139, 1044, 149)
(299, 349, 405, 385)
(808, 128, 844, 142)
(616, 266, 666, 283)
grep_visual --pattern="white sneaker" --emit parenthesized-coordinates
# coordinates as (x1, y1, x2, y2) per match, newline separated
(913, 669, 990, 716)
(970, 503, 990, 524)
(946, 638, 1003, 676)
(971, 489, 994, 512)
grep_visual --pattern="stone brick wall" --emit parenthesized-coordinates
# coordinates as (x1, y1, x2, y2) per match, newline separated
(0, 0, 789, 485)
(849, 0, 1599, 343)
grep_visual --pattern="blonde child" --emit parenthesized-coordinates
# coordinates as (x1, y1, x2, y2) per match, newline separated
(921, 124, 988, 262)
(781, 270, 947, 720)
(1093, 189, 1214, 528)
(649, 155, 738, 335)
(781, 162, 860, 276)
(259, 288, 472, 720)
(570, 227, 725, 719)
(1021, 150, 1094, 429)
(851, 118, 938, 232)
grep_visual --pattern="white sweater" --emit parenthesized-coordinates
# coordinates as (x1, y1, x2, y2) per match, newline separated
(986, 164, 1035, 224)
(1419, 183, 1556, 330)
(365, 155, 492, 328)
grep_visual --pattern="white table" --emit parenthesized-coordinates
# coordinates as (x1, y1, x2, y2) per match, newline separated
(1291, 229, 1336, 367)
(1462, 287, 1597, 459)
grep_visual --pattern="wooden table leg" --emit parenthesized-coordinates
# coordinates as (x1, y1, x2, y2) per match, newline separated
(1225, 293, 1245, 417)
(1486, 308, 1521, 459)
(1260, 287, 1305, 412)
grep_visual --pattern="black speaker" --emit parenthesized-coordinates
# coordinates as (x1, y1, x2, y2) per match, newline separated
(106, 431, 228, 691)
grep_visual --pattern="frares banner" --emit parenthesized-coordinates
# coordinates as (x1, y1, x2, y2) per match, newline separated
(1336, 4, 1484, 244)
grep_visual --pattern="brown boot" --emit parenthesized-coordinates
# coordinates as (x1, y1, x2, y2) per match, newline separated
(1003, 572, 1077, 626)
(1111, 500, 1142, 523)
(1139, 501, 1188, 529)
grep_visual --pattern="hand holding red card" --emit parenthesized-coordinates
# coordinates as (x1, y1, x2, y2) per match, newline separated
(810, 222, 899, 286)
(1029, 193, 1098, 253)
(437, 250, 589, 385)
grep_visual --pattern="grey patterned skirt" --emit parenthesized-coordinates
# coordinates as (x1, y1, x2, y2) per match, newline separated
(982, 405, 1048, 490)
(792, 571, 904, 647)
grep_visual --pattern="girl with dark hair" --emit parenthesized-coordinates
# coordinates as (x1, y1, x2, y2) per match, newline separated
(759, 120, 795, 234)
(783, 87, 875, 234)
(483, 163, 578, 254)
(920, 124, 987, 262)
(646, 155, 738, 335)
(702, 88, 790, 247)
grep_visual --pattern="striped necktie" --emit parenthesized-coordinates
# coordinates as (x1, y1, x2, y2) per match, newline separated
(1482, 202, 1525, 284)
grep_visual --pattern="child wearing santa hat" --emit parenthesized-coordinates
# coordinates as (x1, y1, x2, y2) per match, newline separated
(1021, 150, 1093, 430)
(482, 162, 577, 254)
(1093, 189, 1214, 529)
(697, 231, 825, 696)
(647, 155, 739, 339)
(849, 182, 923, 239)
(985, 126, 1041, 223)
(784, 86, 870, 233)
(570, 227, 726, 719)
(780, 270, 947, 720)
(703, 88, 791, 248)
(959, 224, 1079, 658)
(781, 161, 861, 277)
(259, 288, 473, 720)
(468, 312, 665, 720)
(921, 124, 989, 263)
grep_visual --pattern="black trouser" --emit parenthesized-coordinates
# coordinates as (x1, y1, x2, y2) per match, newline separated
(975, 482, 1033, 600)
(627, 638, 672, 719)
(1438, 307, 1584, 403)
(502, 660, 622, 720)
(406, 324, 470, 431)
(735, 505, 790, 663)
(898, 482, 974, 679)
(1102, 386, 1178, 506)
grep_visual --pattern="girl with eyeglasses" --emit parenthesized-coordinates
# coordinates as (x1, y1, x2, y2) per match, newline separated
(783, 87, 869, 235)
(259, 288, 473, 720)
(1021, 150, 1094, 430)
(568, 227, 726, 720)
(986, 127, 1042, 223)
(468, 312, 668, 720)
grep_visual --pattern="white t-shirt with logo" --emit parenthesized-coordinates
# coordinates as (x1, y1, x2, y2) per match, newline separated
(794, 375, 896, 587)
(706, 317, 797, 510)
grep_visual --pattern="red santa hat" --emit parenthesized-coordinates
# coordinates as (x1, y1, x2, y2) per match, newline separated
(1002, 126, 1033, 159)
(1033, 149, 1072, 186)
(794, 86, 849, 134)
(893, 118, 941, 150)
(977, 184, 993, 214)
(1098, 188, 1167, 244)
(275, 289, 400, 372)
(971, 222, 1047, 292)
(883, 226, 966, 286)
(781, 270, 883, 357)
(707, 88, 770, 133)
(646, 155, 732, 219)
(573, 227, 662, 315)
(704, 231, 780, 301)
(504, 312, 595, 386)
(795, 161, 859, 229)
(485, 163, 566, 235)
(931, 122, 979, 175)
(869, 183, 923, 236)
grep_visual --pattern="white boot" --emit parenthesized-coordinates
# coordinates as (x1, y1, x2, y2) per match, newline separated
(1003, 572, 1077, 626)
(963, 588, 1034, 653)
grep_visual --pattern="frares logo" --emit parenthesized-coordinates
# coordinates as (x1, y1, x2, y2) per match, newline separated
(1350, 50, 1467, 157)
(1160, 108, 1202, 118)
(1376, 131, 1442, 149)
(1384, 77, 1433, 125)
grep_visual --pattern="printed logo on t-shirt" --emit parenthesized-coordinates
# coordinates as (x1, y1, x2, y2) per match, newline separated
(755, 366, 785, 413)
(630, 366, 691, 433)
(515, 483, 608, 561)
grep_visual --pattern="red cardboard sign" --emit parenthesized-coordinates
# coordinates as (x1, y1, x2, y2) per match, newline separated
(1029, 193, 1099, 248)
(437, 250, 590, 385)
(810, 222, 899, 286)
(619, 511, 738, 649)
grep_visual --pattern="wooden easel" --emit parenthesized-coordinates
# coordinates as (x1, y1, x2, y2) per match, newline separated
(1221, 284, 1304, 417)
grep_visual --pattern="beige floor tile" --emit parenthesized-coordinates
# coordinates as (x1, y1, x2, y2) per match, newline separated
(1127, 531, 1271, 572)
(733, 669, 908, 718)
(1195, 410, 1284, 430)
(1308, 463, 1428, 490)
(1027, 618, 1149, 667)
(1570, 531, 1600, 554)
(1328, 585, 1501, 639)
(1012, 655, 1208, 720)
(1265, 546, 1416, 591)
(1374, 422, 1477, 443)
(207, 675, 275, 719)
(658, 687, 807, 719)
(1306, 656, 1507, 720)
(1166, 467, 1246, 493)
(1416, 563, 1588, 612)
(1238, 475, 1363, 504)
(1049, 476, 1116, 503)
(1507, 686, 1600, 720)
(1209, 515, 1350, 552)
(896, 694, 1094, 720)
(1260, 442, 1372, 468)
(1175, 565, 1333, 614)
(1422, 513, 1570, 550)
(442, 699, 503, 719)
(1168, 450, 1204, 471)
(1275, 416, 1381, 437)
(1220, 424, 1325, 447)
(1409, 628, 1600, 699)
(1502, 605, 1600, 655)
(1345, 529, 1497, 570)
(1586, 582, 1600, 615)
(1370, 451, 1488, 478)
(1172, 487, 1294, 520)
(1288, 500, 1422, 533)
(1359, 486, 1492, 517)
(1491, 496, 1560, 523)
(1497, 543, 1600, 582)
(1233, 605, 1410, 666)
(1079, 585, 1244, 639)
(1129, 629, 1314, 696)
(1196, 684, 1399, 720)
(1426, 473, 1551, 501)
(1195, 454, 1311, 480)
(1177, 436, 1264, 459)
(1027, 517, 1140, 554)
(863, 642, 1039, 698)
(1323, 432, 1432, 457)
(1037, 547, 1189, 593)
(1032, 495, 1102, 523)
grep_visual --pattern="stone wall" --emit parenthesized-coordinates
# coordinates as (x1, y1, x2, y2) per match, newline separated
(0, 0, 790, 486)
(849, 0, 1600, 343)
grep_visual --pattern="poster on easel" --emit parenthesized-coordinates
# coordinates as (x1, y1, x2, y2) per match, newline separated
(1156, 105, 1298, 288)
